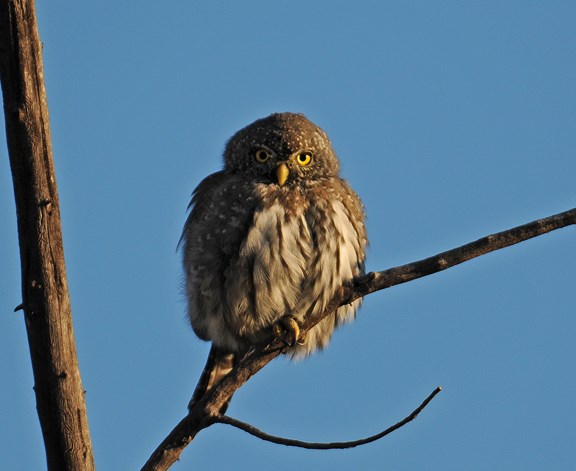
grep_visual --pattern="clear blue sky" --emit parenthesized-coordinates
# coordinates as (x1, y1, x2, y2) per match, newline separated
(1, 2, 575, 470)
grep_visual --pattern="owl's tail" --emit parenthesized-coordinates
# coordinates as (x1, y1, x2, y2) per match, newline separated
(188, 345, 236, 414)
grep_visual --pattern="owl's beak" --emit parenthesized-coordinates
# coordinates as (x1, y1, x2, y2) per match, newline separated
(276, 163, 289, 186)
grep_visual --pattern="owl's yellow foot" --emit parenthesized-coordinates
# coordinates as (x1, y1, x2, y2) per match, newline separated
(273, 316, 302, 347)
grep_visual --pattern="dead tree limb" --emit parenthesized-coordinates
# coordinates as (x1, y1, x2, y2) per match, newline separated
(215, 386, 442, 449)
(0, 1, 95, 470)
(142, 207, 575, 471)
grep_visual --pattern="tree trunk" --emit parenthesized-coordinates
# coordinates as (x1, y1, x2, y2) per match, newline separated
(0, 1, 95, 470)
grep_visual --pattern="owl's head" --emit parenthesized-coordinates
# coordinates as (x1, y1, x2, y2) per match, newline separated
(223, 113, 340, 186)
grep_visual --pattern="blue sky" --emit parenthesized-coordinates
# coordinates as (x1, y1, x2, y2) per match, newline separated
(1, 2, 575, 470)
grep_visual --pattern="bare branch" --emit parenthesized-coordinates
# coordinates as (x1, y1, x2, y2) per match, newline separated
(0, 1, 95, 470)
(350, 206, 576, 299)
(142, 207, 575, 470)
(215, 387, 442, 450)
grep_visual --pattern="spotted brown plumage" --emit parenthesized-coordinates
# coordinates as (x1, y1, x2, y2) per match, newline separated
(181, 113, 367, 411)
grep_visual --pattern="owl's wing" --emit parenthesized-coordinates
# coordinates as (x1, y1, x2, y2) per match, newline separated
(178, 171, 229, 248)
(187, 170, 229, 210)
(188, 346, 237, 414)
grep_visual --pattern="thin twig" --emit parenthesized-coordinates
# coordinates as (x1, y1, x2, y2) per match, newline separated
(215, 387, 442, 450)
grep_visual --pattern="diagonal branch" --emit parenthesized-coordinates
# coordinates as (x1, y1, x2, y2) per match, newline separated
(215, 386, 442, 449)
(349, 206, 576, 299)
(142, 207, 575, 471)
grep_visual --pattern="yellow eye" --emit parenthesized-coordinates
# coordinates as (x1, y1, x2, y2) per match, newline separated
(296, 151, 312, 166)
(254, 148, 271, 163)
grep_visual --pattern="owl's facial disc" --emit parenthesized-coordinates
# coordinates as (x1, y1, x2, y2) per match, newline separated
(223, 113, 340, 180)
(276, 163, 289, 186)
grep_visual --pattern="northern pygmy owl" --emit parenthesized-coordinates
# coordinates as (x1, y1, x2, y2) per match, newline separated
(181, 112, 367, 410)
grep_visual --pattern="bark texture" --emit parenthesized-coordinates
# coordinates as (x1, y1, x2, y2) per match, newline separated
(0, 1, 95, 470)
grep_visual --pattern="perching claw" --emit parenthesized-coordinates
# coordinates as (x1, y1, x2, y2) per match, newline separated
(273, 316, 301, 347)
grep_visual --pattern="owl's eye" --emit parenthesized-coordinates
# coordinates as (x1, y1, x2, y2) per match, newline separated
(296, 151, 313, 166)
(254, 148, 271, 163)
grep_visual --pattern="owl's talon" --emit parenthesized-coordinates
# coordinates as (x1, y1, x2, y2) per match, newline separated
(296, 332, 307, 346)
(273, 316, 301, 347)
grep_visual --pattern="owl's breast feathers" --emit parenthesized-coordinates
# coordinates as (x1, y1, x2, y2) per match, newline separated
(182, 172, 367, 357)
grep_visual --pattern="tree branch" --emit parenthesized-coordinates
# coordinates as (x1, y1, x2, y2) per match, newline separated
(0, 1, 95, 470)
(142, 207, 575, 471)
(350, 206, 576, 299)
(215, 386, 442, 449)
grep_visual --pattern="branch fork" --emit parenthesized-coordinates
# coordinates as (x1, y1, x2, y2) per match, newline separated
(142, 208, 576, 471)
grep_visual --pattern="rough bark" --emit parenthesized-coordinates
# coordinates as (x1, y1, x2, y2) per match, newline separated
(0, 1, 95, 470)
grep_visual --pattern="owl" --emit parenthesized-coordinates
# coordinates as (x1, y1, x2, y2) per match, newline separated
(181, 112, 367, 411)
